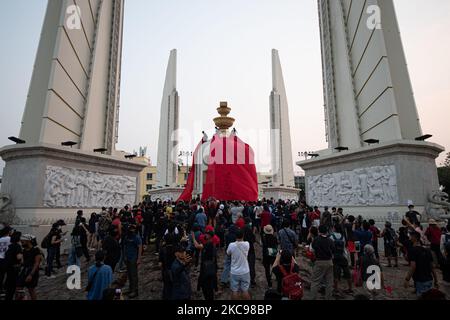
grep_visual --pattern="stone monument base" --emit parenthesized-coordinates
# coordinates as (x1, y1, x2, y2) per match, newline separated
(0, 143, 147, 230)
(148, 187, 184, 202)
(297, 140, 444, 221)
(261, 186, 300, 201)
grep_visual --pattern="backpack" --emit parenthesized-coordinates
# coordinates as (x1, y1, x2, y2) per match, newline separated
(384, 228, 398, 246)
(40, 232, 51, 249)
(279, 262, 303, 300)
(331, 233, 345, 257)
(98, 215, 112, 233)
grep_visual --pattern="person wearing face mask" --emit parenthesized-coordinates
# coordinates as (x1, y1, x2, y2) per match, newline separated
(45, 223, 64, 278)
(16, 234, 42, 300)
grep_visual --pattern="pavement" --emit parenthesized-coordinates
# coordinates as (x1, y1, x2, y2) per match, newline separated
(12, 240, 449, 301)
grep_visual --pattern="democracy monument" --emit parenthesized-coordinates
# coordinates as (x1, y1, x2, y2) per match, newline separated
(298, 0, 449, 220)
(1, 0, 449, 232)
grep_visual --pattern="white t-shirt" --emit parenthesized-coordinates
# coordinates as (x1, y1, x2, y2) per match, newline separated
(0, 236, 11, 260)
(230, 206, 244, 224)
(227, 241, 250, 276)
(254, 206, 263, 219)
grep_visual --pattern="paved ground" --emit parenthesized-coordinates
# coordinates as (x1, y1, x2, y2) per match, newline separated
(17, 239, 449, 300)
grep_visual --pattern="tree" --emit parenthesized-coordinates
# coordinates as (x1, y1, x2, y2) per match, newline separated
(444, 152, 450, 168)
(438, 152, 450, 193)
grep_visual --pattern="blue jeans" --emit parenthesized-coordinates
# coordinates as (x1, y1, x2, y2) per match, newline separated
(67, 247, 80, 267)
(230, 272, 250, 292)
(415, 280, 433, 296)
(220, 254, 231, 284)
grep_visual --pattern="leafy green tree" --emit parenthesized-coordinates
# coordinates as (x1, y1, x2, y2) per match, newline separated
(444, 152, 450, 168)
(438, 152, 450, 193)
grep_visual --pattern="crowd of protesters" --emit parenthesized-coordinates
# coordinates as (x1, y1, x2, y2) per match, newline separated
(0, 199, 449, 300)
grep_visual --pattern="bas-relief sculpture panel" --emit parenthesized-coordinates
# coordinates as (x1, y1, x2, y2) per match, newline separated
(43, 166, 136, 208)
(307, 165, 399, 206)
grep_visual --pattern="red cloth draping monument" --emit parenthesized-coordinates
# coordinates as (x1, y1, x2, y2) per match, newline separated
(177, 133, 258, 202)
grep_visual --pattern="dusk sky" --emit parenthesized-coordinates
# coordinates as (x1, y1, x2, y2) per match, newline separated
(1, 0, 449, 175)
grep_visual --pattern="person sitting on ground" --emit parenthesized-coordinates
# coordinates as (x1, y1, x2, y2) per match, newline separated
(360, 244, 384, 292)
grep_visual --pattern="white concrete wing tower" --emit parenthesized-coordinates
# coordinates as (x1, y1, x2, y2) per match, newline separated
(270, 49, 294, 187)
(156, 49, 179, 187)
(318, 0, 423, 151)
(19, 0, 124, 155)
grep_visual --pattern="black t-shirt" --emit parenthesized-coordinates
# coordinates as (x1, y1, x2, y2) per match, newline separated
(243, 226, 256, 254)
(312, 236, 335, 261)
(406, 211, 420, 225)
(23, 247, 41, 268)
(102, 235, 121, 261)
(49, 229, 61, 248)
(159, 245, 176, 271)
(262, 234, 278, 259)
(408, 246, 433, 282)
(344, 223, 355, 242)
(5, 243, 22, 267)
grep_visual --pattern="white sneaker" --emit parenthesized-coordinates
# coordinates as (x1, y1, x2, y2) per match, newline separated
(46, 275, 56, 279)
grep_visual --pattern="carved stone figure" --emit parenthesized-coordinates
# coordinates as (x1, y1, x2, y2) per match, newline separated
(307, 165, 399, 206)
(425, 190, 450, 220)
(0, 193, 17, 224)
(43, 166, 136, 208)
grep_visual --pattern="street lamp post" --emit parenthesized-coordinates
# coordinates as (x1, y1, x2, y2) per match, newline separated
(179, 151, 193, 173)
(298, 151, 314, 160)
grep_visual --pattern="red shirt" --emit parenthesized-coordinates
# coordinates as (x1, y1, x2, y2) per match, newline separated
(425, 226, 442, 245)
(369, 226, 380, 241)
(260, 211, 272, 228)
(111, 218, 121, 240)
(199, 234, 220, 247)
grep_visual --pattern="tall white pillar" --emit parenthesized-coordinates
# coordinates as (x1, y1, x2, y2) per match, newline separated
(156, 49, 179, 187)
(270, 49, 295, 188)
(19, 0, 124, 155)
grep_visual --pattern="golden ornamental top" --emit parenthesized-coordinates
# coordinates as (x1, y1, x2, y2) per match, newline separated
(213, 101, 235, 131)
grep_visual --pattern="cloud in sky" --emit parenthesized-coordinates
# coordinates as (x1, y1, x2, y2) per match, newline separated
(0, 0, 449, 175)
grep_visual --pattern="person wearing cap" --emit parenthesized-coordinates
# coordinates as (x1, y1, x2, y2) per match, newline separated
(17, 234, 42, 300)
(261, 225, 278, 288)
(0, 224, 13, 295)
(425, 219, 443, 267)
(404, 231, 439, 296)
(405, 204, 421, 225)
